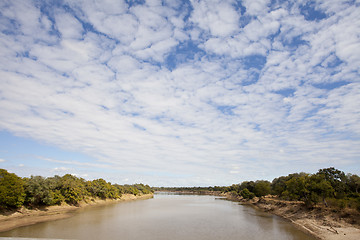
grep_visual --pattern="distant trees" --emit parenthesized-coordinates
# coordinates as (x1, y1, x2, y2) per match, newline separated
(154, 186, 227, 193)
(3, 167, 358, 211)
(222, 167, 360, 210)
(0, 168, 153, 209)
(225, 180, 271, 198)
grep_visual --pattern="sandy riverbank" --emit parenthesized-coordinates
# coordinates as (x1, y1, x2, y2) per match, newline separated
(225, 193, 360, 240)
(0, 193, 153, 233)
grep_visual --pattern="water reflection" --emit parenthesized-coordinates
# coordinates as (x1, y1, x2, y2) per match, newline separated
(0, 193, 315, 240)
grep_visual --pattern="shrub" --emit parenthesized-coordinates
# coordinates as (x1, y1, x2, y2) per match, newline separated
(0, 169, 25, 208)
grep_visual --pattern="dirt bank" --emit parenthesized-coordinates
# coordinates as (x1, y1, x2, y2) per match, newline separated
(0, 193, 153, 233)
(226, 193, 360, 240)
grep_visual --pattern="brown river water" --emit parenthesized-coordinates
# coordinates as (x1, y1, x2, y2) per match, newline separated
(0, 193, 315, 240)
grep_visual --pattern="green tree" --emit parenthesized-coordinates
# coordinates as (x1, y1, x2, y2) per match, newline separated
(271, 176, 288, 196)
(317, 167, 346, 198)
(87, 179, 120, 199)
(240, 181, 255, 193)
(24, 176, 64, 206)
(253, 180, 271, 197)
(134, 183, 153, 194)
(0, 169, 25, 208)
(123, 185, 139, 195)
(271, 172, 308, 197)
(306, 174, 334, 206)
(240, 188, 255, 199)
(60, 174, 87, 204)
(347, 174, 360, 193)
(283, 175, 309, 201)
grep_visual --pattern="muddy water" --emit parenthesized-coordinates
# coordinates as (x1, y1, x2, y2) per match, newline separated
(0, 193, 315, 240)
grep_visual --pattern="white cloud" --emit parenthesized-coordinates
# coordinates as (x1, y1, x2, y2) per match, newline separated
(53, 167, 71, 171)
(0, 158, 5, 163)
(0, 0, 359, 186)
(190, 0, 240, 37)
(242, 0, 270, 16)
(55, 11, 84, 39)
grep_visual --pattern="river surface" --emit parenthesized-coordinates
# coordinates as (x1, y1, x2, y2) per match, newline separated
(0, 193, 315, 240)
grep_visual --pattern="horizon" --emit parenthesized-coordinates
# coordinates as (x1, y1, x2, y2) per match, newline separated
(0, 164, 353, 188)
(0, 0, 359, 187)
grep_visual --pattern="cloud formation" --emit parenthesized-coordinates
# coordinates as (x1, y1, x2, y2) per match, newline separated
(0, 0, 359, 186)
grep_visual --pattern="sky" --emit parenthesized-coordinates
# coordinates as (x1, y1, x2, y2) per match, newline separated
(0, 0, 359, 187)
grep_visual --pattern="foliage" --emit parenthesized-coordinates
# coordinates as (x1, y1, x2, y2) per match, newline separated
(0, 169, 153, 209)
(1, 167, 359, 212)
(317, 167, 346, 198)
(59, 174, 88, 204)
(0, 169, 25, 208)
(306, 174, 334, 206)
(240, 188, 255, 199)
(347, 174, 360, 193)
(154, 186, 225, 193)
(253, 180, 271, 197)
(282, 175, 308, 201)
(224, 167, 360, 210)
(87, 179, 120, 199)
(24, 175, 64, 206)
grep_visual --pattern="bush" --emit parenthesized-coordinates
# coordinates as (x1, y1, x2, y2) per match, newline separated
(60, 174, 87, 204)
(254, 180, 271, 197)
(240, 188, 255, 199)
(0, 169, 25, 208)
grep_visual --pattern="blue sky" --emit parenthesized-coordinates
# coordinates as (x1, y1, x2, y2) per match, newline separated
(0, 0, 359, 187)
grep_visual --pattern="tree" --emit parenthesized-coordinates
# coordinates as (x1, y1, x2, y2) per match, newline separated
(271, 172, 308, 197)
(283, 175, 308, 201)
(347, 174, 360, 193)
(240, 181, 255, 193)
(0, 169, 25, 208)
(23, 176, 63, 206)
(317, 167, 346, 198)
(60, 174, 87, 204)
(24, 176, 48, 205)
(87, 179, 120, 199)
(306, 174, 334, 206)
(253, 180, 271, 197)
(123, 185, 139, 195)
(271, 176, 288, 196)
(240, 188, 255, 199)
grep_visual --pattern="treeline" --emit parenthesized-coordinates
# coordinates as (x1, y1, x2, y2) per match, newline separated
(226, 167, 360, 210)
(0, 168, 153, 209)
(156, 168, 360, 211)
(154, 186, 227, 192)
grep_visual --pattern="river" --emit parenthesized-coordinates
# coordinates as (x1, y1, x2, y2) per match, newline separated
(0, 193, 315, 240)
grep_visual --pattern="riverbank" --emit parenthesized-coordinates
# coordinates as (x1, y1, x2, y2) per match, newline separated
(0, 193, 153, 233)
(225, 193, 360, 240)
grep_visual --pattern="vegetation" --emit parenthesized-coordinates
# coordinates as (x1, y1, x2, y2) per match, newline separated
(225, 167, 360, 210)
(0, 169, 153, 209)
(2, 167, 359, 211)
(272, 167, 360, 211)
(0, 169, 26, 208)
(153, 186, 227, 193)
(156, 167, 360, 211)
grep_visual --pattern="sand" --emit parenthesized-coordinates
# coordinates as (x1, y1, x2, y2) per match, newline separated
(0, 194, 153, 233)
